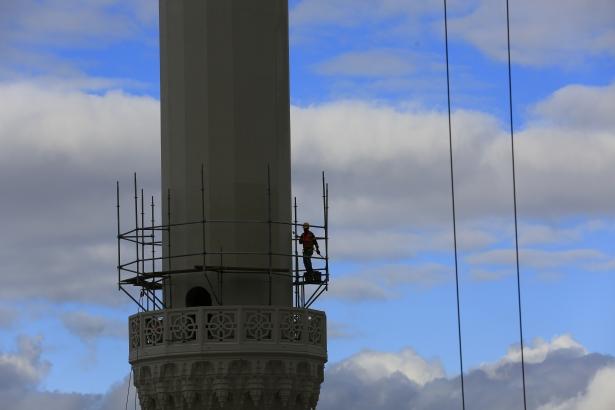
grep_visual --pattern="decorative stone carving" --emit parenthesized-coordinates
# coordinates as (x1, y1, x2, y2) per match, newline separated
(130, 306, 326, 410)
(245, 310, 274, 342)
(205, 310, 237, 342)
(144, 315, 164, 346)
(170, 311, 198, 342)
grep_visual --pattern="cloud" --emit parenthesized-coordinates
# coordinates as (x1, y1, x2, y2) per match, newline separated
(292, 81, 615, 228)
(0, 336, 50, 392)
(0, 0, 157, 47)
(327, 321, 360, 339)
(328, 276, 395, 301)
(531, 82, 615, 131)
(0, 0, 157, 83)
(0, 333, 613, 410)
(0, 334, 138, 410)
(466, 248, 608, 270)
(61, 312, 126, 343)
(290, 0, 442, 28)
(537, 366, 615, 410)
(0, 82, 159, 305)
(319, 335, 615, 410)
(315, 49, 416, 78)
(481, 334, 587, 376)
(0, 307, 18, 328)
(334, 348, 446, 386)
(447, 0, 615, 66)
(2, 80, 614, 306)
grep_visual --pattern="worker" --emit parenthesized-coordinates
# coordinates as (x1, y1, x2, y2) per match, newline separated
(298, 222, 320, 276)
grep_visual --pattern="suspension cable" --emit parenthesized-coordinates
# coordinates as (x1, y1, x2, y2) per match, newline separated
(442, 1, 466, 409)
(505, 1, 528, 408)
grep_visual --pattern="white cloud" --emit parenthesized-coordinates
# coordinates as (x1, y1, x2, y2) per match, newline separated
(0, 82, 159, 305)
(0, 332, 612, 410)
(320, 335, 615, 410)
(531, 82, 615, 131)
(537, 366, 615, 410)
(0, 336, 50, 391)
(481, 334, 587, 377)
(0, 335, 138, 410)
(448, 0, 615, 66)
(1, 80, 613, 306)
(334, 348, 446, 386)
(292, 81, 615, 229)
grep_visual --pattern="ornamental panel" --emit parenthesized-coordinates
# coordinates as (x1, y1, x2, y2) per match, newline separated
(244, 310, 274, 342)
(204, 310, 237, 342)
(169, 311, 198, 343)
(129, 316, 141, 348)
(280, 310, 304, 343)
(143, 315, 164, 346)
(307, 314, 323, 346)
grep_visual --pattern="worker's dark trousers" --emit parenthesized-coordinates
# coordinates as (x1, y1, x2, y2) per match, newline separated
(303, 249, 314, 273)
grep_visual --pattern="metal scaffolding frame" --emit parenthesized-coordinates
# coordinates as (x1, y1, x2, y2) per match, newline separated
(116, 169, 330, 312)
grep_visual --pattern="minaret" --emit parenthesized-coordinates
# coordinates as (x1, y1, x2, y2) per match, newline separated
(125, 1, 327, 409)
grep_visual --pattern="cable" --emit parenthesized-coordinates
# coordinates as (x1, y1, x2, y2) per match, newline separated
(125, 368, 133, 410)
(443, 1, 466, 409)
(505, 1, 528, 409)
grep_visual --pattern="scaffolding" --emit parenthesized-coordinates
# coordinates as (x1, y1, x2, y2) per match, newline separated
(116, 170, 330, 312)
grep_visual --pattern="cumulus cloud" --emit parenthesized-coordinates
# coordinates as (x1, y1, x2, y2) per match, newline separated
(319, 335, 615, 410)
(2, 80, 614, 305)
(480, 334, 587, 376)
(537, 366, 615, 410)
(334, 348, 446, 386)
(0, 334, 138, 410)
(0, 82, 159, 305)
(292, 81, 615, 226)
(0, 336, 50, 392)
(0, 333, 612, 410)
(447, 0, 615, 66)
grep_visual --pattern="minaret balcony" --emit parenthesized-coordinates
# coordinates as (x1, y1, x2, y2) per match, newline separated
(129, 306, 327, 362)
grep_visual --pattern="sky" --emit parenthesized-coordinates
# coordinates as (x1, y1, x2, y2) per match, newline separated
(0, 0, 614, 409)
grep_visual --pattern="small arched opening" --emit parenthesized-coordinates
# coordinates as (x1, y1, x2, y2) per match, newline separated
(185, 286, 212, 307)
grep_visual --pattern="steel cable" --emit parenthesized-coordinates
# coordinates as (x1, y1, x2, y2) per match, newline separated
(442, 1, 466, 409)
(505, 0, 529, 408)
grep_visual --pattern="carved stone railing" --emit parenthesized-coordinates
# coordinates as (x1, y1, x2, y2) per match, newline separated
(129, 306, 327, 362)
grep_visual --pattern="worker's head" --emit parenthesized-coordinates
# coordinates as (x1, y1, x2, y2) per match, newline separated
(303, 222, 310, 230)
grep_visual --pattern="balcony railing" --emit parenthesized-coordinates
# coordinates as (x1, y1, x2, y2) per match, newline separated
(129, 306, 327, 361)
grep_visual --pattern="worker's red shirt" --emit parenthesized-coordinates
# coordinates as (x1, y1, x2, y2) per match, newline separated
(299, 230, 318, 251)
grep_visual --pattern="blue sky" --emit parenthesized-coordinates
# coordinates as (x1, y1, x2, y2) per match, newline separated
(0, 1, 614, 409)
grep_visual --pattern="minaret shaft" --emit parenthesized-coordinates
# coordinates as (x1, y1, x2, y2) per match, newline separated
(160, 0, 292, 307)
